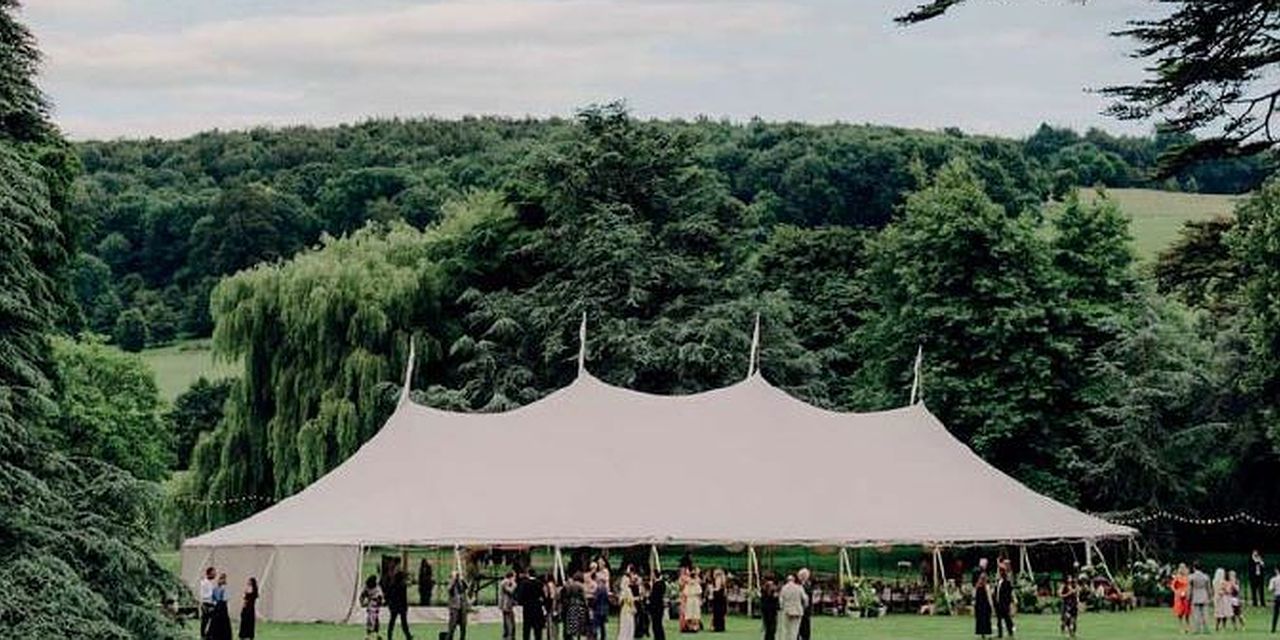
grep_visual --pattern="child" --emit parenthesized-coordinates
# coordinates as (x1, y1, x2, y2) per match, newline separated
(1059, 576, 1079, 639)
(362, 574, 386, 640)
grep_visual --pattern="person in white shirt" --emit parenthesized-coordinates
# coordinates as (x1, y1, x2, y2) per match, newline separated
(1268, 566, 1280, 634)
(199, 566, 217, 639)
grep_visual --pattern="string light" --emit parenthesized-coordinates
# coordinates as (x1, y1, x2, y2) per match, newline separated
(1096, 510, 1280, 528)
(171, 495, 276, 507)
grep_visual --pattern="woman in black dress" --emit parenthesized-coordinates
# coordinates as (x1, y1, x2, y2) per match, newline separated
(239, 577, 258, 639)
(564, 573, 590, 640)
(760, 580, 779, 640)
(973, 572, 994, 640)
(709, 570, 727, 633)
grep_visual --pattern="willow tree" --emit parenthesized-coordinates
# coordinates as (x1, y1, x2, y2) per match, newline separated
(183, 193, 520, 526)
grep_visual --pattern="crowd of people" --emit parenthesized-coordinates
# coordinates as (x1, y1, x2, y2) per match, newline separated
(1169, 551, 1280, 635)
(197, 566, 258, 640)
(355, 556, 817, 640)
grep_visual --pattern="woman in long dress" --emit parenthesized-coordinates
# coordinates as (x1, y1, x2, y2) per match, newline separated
(680, 572, 703, 633)
(1170, 563, 1191, 633)
(1059, 576, 1079, 639)
(709, 570, 727, 633)
(1228, 570, 1245, 630)
(238, 577, 258, 639)
(1213, 568, 1232, 631)
(565, 573, 590, 640)
(973, 572, 993, 640)
(618, 575, 637, 640)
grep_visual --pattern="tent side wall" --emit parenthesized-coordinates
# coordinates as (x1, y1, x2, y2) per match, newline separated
(182, 543, 362, 623)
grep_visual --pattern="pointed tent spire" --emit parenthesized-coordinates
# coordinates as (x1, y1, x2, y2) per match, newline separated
(577, 312, 588, 376)
(909, 344, 923, 405)
(745, 312, 761, 379)
(399, 335, 416, 406)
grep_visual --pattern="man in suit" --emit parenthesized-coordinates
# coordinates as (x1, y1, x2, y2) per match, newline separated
(1250, 550, 1266, 608)
(994, 562, 1015, 638)
(779, 575, 809, 640)
(517, 568, 546, 640)
(649, 572, 667, 640)
(1189, 561, 1212, 634)
(796, 568, 813, 640)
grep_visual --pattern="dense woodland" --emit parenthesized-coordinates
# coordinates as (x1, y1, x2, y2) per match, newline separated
(68, 117, 1269, 349)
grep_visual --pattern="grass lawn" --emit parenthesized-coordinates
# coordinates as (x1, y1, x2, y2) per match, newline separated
(140, 338, 238, 400)
(251, 606, 1274, 639)
(1075, 188, 1240, 260)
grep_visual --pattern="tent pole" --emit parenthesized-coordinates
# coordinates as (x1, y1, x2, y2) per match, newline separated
(909, 345, 924, 405)
(1084, 539, 1093, 568)
(746, 313, 761, 379)
(554, 546, 566, 584)
(746, 544, 758, 618)
(1090, 540, 1115, 583)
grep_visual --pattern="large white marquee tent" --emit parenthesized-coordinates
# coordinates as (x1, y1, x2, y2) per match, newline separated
(182, 331, 1133, 622)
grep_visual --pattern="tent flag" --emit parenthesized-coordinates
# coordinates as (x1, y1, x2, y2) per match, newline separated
(746, 312, 761, 379)
(399, 336, 416, 406)
(577, 312, 588, 375)
(909, 345, 923, 405)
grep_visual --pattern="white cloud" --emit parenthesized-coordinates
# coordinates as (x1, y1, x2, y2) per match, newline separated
(25, 0, 1164, 139)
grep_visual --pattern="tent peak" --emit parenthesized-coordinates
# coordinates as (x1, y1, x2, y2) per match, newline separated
(398, 335, 416, 406)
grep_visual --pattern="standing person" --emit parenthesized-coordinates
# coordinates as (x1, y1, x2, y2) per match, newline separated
(447, 570, 469, 640)
(1252, 551, 1267, 609)
(209, 573, 233, 640)
(1269, 566, 1280, 633)
(618, 575, 637, 640)
(1059, 576, 1079, 640)
(1214, 568, 1231, 631)
(710, 569, 727, 633)
(1229, 570, 1245, 630)
(634, 574, 650, 639)
(419, 558, 435, 607)
(518, 569, 548, 640)
(649, 572, 668, 640)
(680, 570, 703, 633)
(543, 574, 561, 640)
(238, 577, 258, 640)
(974, 572, 994, 640)
(593, 576, 612, 640)
(1190, 562, 1212, 634)
(362, 575, 386, 640)
(565, 573, 589, 640)
(387, 569, 413, 640)
(199, 566, 218, 640)
(994, 564, 1015, 638)
(778, 575, 807, 640)
(796, 569, 813, 640)
(760, 580, 780, 640)
(1171, 563, 1192, 633)
(501, 571, 519, 640)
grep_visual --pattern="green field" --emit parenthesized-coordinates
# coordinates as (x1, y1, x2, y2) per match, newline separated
(245, 606, 1271, 640)
(1077, 188, 1240, 259)
(139, 338, 238, 400)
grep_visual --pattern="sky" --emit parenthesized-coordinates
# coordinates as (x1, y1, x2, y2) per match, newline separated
(22, 0, 1168, 141)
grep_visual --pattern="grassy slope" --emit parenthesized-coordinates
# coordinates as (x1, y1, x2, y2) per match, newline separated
(139, 338, 238, 401)
(254, 606, 1270, 640)
(1078, 188, 1239, 260)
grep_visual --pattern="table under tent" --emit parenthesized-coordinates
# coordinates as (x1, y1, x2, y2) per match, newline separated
(181, 328, 1134, 623)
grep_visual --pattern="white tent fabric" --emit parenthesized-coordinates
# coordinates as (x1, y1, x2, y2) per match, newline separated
(182, 371, 1133, 621)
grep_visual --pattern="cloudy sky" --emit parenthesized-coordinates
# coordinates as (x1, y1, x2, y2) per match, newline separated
(23, 0, 1166, 141)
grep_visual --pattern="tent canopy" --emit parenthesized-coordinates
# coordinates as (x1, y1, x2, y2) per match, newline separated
(186, 371, 1132, 549)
